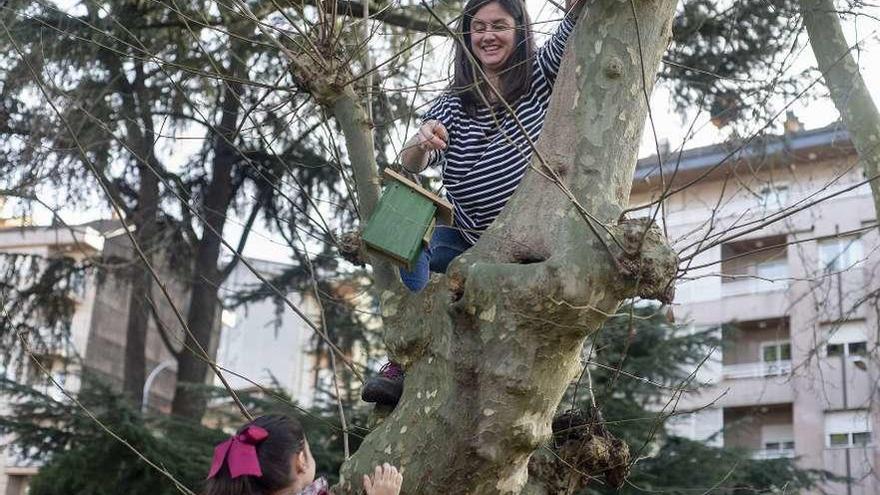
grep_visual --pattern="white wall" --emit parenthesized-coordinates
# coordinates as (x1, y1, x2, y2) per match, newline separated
(214, 260, 319, 407)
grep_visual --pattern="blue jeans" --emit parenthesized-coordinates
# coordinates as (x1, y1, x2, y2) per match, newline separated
(399, 226, 471, 292)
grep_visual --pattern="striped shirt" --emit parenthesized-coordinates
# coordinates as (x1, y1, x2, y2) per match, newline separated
(423, 16, 576, 245)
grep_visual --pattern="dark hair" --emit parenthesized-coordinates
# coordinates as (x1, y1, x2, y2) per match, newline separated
(203, 415, 306, 495)
(453, 0, 535, 115)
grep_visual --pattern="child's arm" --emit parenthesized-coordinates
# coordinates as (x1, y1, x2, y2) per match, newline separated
(363, 463, 403, 495)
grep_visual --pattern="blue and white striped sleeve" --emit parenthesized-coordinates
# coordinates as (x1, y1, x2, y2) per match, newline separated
(421, 93, 456, 168)
(536, 15, 577, 84)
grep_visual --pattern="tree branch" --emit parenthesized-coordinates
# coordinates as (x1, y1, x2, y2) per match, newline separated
(146, 292, 182, 360)
(801, 0, 880, 225)
(220, 196, 263, 281)
(302, 0, 443, 34)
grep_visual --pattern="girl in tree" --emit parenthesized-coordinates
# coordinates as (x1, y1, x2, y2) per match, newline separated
(203, 415, 402, 495)
(362, 0, 585, 406)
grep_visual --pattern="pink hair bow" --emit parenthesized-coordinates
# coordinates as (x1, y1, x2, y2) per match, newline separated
(207, 425, 269, 479)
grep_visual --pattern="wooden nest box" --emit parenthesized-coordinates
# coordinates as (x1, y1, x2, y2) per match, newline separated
(362, 168, 454, 270)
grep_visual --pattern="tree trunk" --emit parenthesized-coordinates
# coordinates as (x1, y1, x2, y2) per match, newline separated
(121, 232, 155, 404)
(170, 38, 247, 420)
(801, 0, 880, 220)
(118, 57, 161, 405)
(331, 86, 397, 289)
(170, 239, 225, 419)
(121, 159, 160, 405)
(333, 1, 678, 493)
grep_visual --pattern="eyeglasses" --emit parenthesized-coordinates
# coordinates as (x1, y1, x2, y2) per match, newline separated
(470, 20, 514, 33)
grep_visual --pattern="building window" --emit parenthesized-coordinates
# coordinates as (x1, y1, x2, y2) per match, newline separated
(827, 431, 872, 448)
(852, 432, 872, 446)
(819, 237, 863, 272)
(720, 236, 789, 296)
(829, 433, 850, 447)
(848, 341, 867, 356)
(825, 410, 873, 448)
(756, 259, 789, 287)
(757, 423, 796, 459)
(758, 185, 790, 209)
(761, 341, 792, 375)
(826, 343, 844, 357)
(763, 440, 795, 452)
(823, 321, 869, 359)
(762, 341, 792, 363)
(826, 341, 868, 357)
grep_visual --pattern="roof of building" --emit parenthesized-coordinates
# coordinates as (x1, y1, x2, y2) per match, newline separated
(635, 123, 855, 181)
(0, 224, 105, 252)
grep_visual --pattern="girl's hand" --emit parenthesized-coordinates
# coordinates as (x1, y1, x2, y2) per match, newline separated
(417, 120, 448, 152)
(363, 463, 403, 495)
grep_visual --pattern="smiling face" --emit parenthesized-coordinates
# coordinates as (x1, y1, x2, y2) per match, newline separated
(469, 2, 517, 76)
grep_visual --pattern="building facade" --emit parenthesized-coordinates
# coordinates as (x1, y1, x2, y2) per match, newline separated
(0, 224, 104, 495)
(632, 121, 880, 494)
(213, 259, 321, 409)
(0, 221, 320, 494)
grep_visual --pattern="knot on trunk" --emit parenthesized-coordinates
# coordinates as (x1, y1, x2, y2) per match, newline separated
(337, 230, 366, 266)
(616, 218, 677, 304)
(528, 408, 630, 493)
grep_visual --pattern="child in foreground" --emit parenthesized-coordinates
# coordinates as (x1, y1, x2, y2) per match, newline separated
(203, 415, 402, 495)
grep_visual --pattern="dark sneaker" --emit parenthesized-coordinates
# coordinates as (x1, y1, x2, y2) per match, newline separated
(361, 361, 405, 406)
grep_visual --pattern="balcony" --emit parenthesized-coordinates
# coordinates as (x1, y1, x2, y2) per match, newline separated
(723, 360, 792, 380)
(752, 446, 796, 460)
(720, 236, 789, 297)
(715, 319, 793, 406)
(3, 443, 44, 475)
(721, 277, 788, 297)
(722, 318, 791, 373)
(724, 404, 795, 459)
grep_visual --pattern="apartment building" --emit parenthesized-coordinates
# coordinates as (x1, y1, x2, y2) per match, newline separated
(213, 258, 321, 409)
(631, 118, 880, 494)
(0, 219, 321, 494)
(0, 223, 105, 495)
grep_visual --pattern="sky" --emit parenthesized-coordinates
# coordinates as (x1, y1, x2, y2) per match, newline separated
(527, 2, 880, 157)
(7, 2, 880, 265)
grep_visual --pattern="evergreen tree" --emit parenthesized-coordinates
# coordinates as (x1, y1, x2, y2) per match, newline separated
(535, 305, 831, 494)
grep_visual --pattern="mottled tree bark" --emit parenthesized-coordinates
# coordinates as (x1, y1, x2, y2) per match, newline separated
(327, 1, 679, 493)
(801, 0, 880, 221)
(330, 86, 398, 289)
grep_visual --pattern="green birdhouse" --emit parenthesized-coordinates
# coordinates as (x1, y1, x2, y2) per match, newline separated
(362, 168, 454, 270)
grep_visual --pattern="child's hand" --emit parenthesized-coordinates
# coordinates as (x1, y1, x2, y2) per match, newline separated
(417, 120, 448, 151)
(363, 463, 403, 495)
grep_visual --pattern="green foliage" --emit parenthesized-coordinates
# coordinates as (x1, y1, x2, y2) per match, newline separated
(572, 305, 830, 494)
(663, 0, 805, 122)
(201, 383, 370, 484)
(0, 372, 368, 494)
(632, 437, 835, 494)
(0, 375, 224, 495)
(0, 252, 86, 367)
(585, 306, 715, 447)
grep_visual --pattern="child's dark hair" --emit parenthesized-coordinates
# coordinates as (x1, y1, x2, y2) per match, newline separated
(203, 415, 305, 495)
(453, 0, 536, 115)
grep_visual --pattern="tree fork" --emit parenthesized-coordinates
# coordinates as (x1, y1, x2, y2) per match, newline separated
(335, 1, 678, 493)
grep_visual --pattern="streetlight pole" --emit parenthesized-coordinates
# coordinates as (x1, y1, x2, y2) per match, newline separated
(142, 359, 176, 413)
